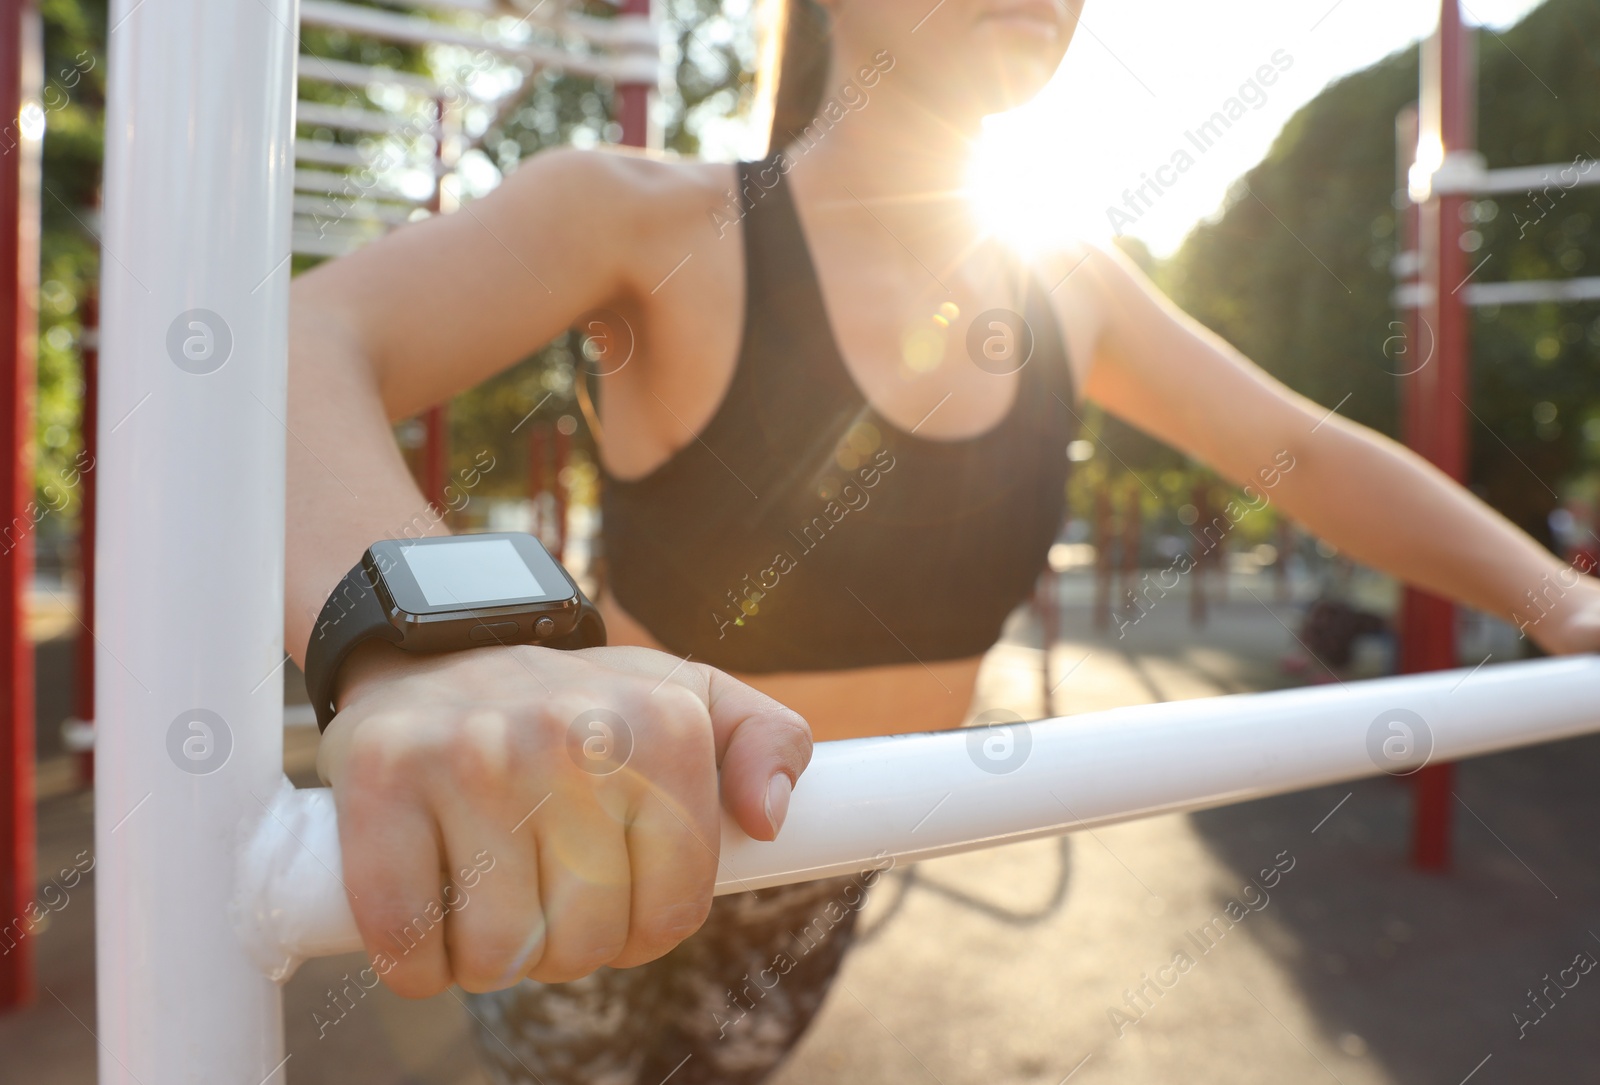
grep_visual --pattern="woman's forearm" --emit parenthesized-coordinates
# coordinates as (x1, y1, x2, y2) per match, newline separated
(1273, 414, 1579, 640)
(284, 291, 447, 666)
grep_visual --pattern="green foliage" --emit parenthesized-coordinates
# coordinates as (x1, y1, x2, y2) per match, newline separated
(27, 0, 752, 519)
(34, 0, 104, 526)
(1165, 0, 1600, 545)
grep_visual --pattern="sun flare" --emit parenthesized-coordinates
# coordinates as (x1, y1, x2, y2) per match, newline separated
(966, 100, 1115, 260)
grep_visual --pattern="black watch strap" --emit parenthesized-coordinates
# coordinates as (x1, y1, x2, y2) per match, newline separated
(302, 553, 609, 734)
(303, 559, 403, 734)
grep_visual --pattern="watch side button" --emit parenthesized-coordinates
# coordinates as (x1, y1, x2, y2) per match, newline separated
(533, 616, 557, 638)
(469, 621, 521, 643)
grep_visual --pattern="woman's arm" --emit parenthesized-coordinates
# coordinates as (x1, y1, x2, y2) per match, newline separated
(285, 150, 813, 999)
(1060, 244, 1600, 654)
(286, 147, 644, 658)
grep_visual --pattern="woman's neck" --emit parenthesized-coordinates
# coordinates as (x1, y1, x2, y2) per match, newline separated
(782, 75, 990, 275)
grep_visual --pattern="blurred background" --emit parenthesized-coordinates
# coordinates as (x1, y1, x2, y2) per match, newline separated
(4, 0, 1600, 1081)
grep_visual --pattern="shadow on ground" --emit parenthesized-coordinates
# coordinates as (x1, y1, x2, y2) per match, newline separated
(1190, 733, 1600, 1083)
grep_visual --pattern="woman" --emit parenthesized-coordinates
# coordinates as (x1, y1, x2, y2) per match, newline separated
(287, 1, 1600, 1081)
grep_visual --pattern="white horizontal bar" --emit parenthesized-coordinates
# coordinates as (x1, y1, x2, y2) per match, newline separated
(1448, 160, 1600, 196)
(233, 655, 1600, 981)
(294, 139, 460, 177)
(297, 55, 440, 95)
(292, 233, 364, 258)
(299, 1, 657, 82)
(553, 12, 656, 51)
(297, 100, 419, 135)
(1466, 276, 1600, 306)
(1395, 276, 1600, 308)
(292, 193, 417, 224)
(291, 213, 387, 242)
(293, 167, 430, 204)
(369, 0, 497, 13)
(357, 0, 655, 49)
(295, 137, 374, 168)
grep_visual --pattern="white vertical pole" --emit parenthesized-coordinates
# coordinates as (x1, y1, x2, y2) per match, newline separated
(95, 1, 296, 1081)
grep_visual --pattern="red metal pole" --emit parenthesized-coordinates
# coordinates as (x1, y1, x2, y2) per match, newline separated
(1274, 519, 1290, 603)
(527, 421, 546, 540)
(1404, 0, 1474, 871)
(1119, 481, 1140, 613)
(1093, 481, 1111, 632)
(422, 404, 449, 512)
(0, 0, 41, 1011)
(1035, 565, 1058, 712)
(1190, 479, 1209, 628)
(552, 422, 570, 561)
(74, 289, 97, 787)
(417, 95, 452, 516)
(617, 0, 652, 149)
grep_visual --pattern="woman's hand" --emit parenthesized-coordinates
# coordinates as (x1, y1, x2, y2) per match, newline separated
(314, 641, 811, 997)
(1525, 577, 1600, 657)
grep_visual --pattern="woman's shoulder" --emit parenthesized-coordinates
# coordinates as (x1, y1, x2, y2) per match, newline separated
(496, 146, 740, 251)
(1019, 239, 1152, 390)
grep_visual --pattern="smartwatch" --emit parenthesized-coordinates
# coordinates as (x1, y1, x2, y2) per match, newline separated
(303, 531, 606, 732)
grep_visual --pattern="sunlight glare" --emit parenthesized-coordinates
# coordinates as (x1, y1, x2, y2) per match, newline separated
(966, 101, 1113, 259)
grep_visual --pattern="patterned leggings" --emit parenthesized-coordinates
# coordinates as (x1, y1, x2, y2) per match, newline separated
(463, 873, 872, 1085)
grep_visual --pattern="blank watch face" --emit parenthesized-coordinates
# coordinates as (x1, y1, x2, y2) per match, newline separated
(369, 533, 577, 615)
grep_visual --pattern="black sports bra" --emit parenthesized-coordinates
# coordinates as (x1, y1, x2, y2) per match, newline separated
(599, 156, 1079, 673)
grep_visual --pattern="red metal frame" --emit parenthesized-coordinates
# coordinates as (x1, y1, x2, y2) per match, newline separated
(421, 404, 449, 511)
(1092, 481, 1111, 631)
(1, 0, 41, 1011)
(1401, 0, 1473, 871)
(617, 0, 651, 147)
(1118, 480, 1140, 621)
(1189, 479, 1209, 628)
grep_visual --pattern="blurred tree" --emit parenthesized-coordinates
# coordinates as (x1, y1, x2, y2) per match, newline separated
(29, 0, 753, 524)
(1165, 0, 1600, 548)
(33, 0, 103, 542)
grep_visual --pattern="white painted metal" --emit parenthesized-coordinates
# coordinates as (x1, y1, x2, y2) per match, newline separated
(234, 655, 1600, 980)
(95, 0, 296, 1081)
(1432, 158, 1600, 196)
(292, 193, 417, 224)
(299, 0, 658, 81)
(296, 100, 410, 135)
(296, 136, 378, 169)
(293, 167, 429, 204)
(1462, 277, 1600, 306)
(297, 55, 440, 94)
(1393, 276, 1600, 309)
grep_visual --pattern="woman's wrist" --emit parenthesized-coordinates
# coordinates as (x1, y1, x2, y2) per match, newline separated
(333, 638, 414, 715)
(1521, 576, 1600, 656)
